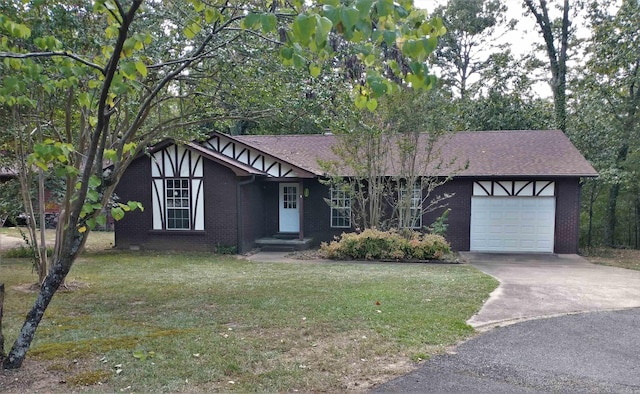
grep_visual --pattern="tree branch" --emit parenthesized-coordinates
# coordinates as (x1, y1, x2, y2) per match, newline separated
(0, 51, 105, 74)
(225, 28, 285, 46)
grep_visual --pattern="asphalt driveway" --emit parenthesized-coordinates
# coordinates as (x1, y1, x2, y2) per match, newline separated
(375, 308, 640, 393)
(375, 253, 640, 393)
(461, 252, 640, 330)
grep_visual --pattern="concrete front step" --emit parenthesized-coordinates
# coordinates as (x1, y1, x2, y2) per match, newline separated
(255, 237, 314, 251)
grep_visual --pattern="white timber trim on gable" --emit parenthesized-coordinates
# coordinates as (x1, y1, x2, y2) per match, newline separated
(201, 133, 308, 178)
(473, 180, 555, 197)
(150, 145, 205, 231)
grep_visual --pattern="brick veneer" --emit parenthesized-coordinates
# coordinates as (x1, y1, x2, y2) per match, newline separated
(423, 178, 582, 254)
(115, 156, 240, 252)
(553, 178, 581, 253)
(116, 153, 584, 254)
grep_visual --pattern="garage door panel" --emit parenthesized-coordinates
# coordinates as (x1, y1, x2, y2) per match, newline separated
(470, 197, 555, 253)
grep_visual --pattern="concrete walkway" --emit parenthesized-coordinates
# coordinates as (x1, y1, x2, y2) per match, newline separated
(462, 252, 640, 331)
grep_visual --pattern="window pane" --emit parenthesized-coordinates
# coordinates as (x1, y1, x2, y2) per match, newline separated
(165, 178, 190, 230)
(330, 189, 351, 228)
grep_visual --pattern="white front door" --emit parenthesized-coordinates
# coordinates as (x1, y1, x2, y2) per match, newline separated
(470, 196, 555, 253)
(279, 183, 300, 232)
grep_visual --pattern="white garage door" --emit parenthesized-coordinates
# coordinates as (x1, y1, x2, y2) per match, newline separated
(470, 196, 555, 253)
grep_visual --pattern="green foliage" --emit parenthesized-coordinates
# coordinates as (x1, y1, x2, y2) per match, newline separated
(3, 246, 35, 259)
(215, 243, 237, 255)
(426, 209, 450, 236)
(320, 228, 451, 261)
(571, 0, 640, 248)
(132, 349, 155, 361)
(0, 178, 23, 223)
(433, 0, 511, 99)
(67, 369, 112, 386)
(0, 0, 447, 369)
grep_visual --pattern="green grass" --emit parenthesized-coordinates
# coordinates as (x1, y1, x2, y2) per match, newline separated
(0, 252, 497, 391)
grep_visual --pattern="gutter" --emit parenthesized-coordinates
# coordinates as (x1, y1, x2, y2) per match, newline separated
(236, 175, 256, 254)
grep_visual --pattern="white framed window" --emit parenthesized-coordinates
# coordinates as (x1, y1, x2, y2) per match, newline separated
(166, 178, 190, 230)
(330, 188, 351, 228)
(282, 185, 297, 209)
(399, 185, 422, 229)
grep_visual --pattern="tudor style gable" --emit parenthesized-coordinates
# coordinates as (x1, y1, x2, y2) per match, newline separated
(200, 133, 314, 178)
(151, 145, 204, 231)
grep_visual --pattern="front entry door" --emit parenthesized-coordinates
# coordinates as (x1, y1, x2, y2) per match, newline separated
(279, 183, 300, 232)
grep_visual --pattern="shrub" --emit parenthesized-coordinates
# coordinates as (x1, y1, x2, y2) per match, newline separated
(320, 228, 451, 261)
(3, 245, 37, 258)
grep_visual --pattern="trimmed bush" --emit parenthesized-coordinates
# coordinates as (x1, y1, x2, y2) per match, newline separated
(320, 228, 451, 261)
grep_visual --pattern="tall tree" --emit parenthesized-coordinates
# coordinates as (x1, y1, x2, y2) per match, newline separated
(433, 0, 513, 99)
(578, 0, 640, 246)
(523, 0, 573, 132)
(321, 89, 460, 232)
(0, 0, 444, 369)
(459, 50, 555, 131)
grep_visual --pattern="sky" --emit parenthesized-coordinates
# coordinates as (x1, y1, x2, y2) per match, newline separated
(409, 0, 627, 98)
(411, 0, 623, 98)
(413, 0, 555, 97)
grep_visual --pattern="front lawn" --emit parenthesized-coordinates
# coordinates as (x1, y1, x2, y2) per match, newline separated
(0, 226, 114, 252)
(0, 250, 497, 392)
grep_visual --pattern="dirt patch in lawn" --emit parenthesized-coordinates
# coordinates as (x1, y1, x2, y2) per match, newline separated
(12, 281, 89, 293)
(0, 357, 112, 393)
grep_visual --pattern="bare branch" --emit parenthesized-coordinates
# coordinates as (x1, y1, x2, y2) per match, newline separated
(0, 51, 105, 74)
(226, 27, 284, 46)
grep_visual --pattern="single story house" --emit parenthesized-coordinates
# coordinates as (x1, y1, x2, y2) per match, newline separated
(114, 130, 598, 254)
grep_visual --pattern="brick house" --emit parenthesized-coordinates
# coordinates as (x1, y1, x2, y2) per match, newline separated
(114, 130, 597, 254)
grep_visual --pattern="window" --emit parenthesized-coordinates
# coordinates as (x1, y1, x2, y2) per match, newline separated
(166, 178, 190, 230)
(399, 185, 422, 229)
(330, 188, 351, 228)
(282, 185, 297, 209)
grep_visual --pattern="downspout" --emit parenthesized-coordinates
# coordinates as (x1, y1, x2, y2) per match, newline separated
(236, 175, 256, 254)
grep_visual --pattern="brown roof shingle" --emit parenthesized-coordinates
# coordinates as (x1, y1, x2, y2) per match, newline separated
(234, 130, 598, 178)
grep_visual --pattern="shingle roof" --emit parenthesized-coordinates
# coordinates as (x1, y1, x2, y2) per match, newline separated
(234, 130, 597, 178)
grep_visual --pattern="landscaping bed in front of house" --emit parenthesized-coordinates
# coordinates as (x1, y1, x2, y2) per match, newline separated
(0, 246, 497, 392)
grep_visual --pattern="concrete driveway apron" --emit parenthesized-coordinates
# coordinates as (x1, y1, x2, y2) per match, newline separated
(461, 252, 640, 330)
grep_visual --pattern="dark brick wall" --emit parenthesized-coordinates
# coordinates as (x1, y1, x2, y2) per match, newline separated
(115, 156, 240, 252)
(423, 178, 582, 253)
(263, 182, 279, 236)
(423, 179, 472, 252)
(239, 178, 266, 253)
(114, 155, 152, 248)
(116, 156, 584, 254)
(202, 160, 238, 250)
(303, 180, 345, 244)
(554, 178, 581, 254)
(260, 180, 351, 244)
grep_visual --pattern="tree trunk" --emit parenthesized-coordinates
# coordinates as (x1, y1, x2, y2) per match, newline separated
(605, 183, 620, 247)
(586, 181, 599, 247)
(635, 197, 640, 249)
(1, 283, 5, 360)
(524, 0, 569, 133)
(2, 258, 71, 369)
(38, 167, 48, 284)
